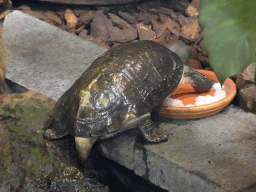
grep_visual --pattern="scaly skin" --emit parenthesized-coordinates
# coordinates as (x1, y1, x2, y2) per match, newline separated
(0, 0, 11, 94)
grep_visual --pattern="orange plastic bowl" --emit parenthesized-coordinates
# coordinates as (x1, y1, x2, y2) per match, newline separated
(157, 70, 237, 119)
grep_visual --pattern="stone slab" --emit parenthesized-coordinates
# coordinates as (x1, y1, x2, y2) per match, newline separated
(3, 10, 256, 192)
(98, 105, 256, 192)
(3, 10, 107, 101)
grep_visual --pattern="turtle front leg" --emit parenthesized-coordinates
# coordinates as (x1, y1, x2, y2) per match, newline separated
(139, 118, 168, 143)
(75, 136, 98, 161)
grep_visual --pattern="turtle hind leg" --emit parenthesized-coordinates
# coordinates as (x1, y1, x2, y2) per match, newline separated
(139, 119, 168, 143)
(43, 118, 68, 140)
(75, 136, 98, 161)
(43, 128, 68, 140)
(183, 65, 214, 93)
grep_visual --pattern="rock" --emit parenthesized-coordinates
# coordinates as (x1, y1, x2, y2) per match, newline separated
(152, 31, 169, 45)
(64, 8, 78, 28)
(167, 0, 190, 14)
(186, 5, 198, 17)
(108, 12, 131, 29)
(78, 29, 88, 38)
(40, 0, 140, 5)
(135, 11, 153, 25)
(91, 36, 105, 45)
(186, 58, 202, 69)
(82, 34, 94, 41)
(238, 85, 256, 113)
(136, 1, 161, 12)
(159, 7, 178, 20)
(201, 49, 208, 57)
(68, 27, 77, 35)
(0, 91, 108, 191)
(60, 25, 77, 35)
(185, 0, 200, 17)
(195, 53, 210, 68)
(177, 13, 190, 28)
(44, 11, 62, 26)
(92, 153, 168, 192)
(135, 23, 156, 40)
(99, 42, 110, 49)
(148, 7, 160, 15)
(108, 25, 137, 43)
(96, 6, 111, 13)
(236, 62, 256, 113)
(186, 4, 199, 17)
(194, 34, 203, 44)
(16, 5, 31, 11)
(181, 19, 200, 43)
(0, 1, 10, 94)
(150, 18, 167, 39)
(76, 25, 86, 34)
(78, 10, 94, 25)
(236, 62, 256, 90)
(0, 37, 9, 94)
(192, 43, 208, 56)
(188, 15, 198, 23)
(73, 9, 90, 17)
(164, 31, 179, 44)
(160, 15, 181, 36)
(15, 0, 205, 51)
(192, 44, 203, 53)
(87, 34, 110, 49)
(187, 45, 198, 59)
(90, 10, 113, 42)
(22, 10, 48, 21)
(118, 11, 137, 24)
(112, 42, 121, 47)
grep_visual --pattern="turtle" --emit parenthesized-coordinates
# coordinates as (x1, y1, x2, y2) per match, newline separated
(43, 40, 213, 161)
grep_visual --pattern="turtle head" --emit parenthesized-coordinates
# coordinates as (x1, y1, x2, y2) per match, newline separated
(166, 41, 214, 93)
(181, 65, 214, 93)
(165, 41, 192, 64)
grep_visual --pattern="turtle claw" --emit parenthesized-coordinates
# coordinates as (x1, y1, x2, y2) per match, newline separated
(139, 119, 168, 143)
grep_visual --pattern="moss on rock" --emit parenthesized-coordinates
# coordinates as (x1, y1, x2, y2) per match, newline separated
(0, 91, 108, 191)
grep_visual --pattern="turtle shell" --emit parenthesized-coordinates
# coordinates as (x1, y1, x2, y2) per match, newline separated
(48, 40, 184, 138)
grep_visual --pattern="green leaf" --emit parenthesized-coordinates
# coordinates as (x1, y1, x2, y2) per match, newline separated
(199, 0, 256, 83)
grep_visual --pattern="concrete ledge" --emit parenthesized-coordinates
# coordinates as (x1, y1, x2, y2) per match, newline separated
(97, 105, 256, 192)
(4, 10, 256, 192)
(4, 10, 107, 100)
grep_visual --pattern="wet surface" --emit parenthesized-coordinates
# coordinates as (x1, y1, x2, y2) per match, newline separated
(0, 81, 170, 191)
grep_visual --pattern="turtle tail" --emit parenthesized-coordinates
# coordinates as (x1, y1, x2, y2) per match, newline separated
(182, 65, 214, 93)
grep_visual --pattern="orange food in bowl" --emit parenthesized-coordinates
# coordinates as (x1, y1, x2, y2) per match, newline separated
(157, 70, 237, 119)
